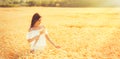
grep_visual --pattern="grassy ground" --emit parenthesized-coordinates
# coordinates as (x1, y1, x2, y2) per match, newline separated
(0, 7, 120, 59)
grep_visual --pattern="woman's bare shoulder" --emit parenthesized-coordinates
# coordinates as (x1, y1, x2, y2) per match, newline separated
(38, 25, 45, 29)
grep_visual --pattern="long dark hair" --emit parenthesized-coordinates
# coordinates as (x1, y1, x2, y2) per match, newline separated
(29, 13, 41, 31)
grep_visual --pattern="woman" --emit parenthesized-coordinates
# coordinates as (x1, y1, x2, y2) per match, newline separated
(27, 13, 60, 53)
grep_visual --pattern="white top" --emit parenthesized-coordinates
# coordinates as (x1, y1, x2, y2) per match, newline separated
(26, 28, 48, 51)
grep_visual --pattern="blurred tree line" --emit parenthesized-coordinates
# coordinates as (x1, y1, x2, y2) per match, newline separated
(0, 0, 107, 7)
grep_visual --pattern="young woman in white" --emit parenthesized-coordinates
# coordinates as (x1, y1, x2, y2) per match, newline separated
(27, 13, 60, 53)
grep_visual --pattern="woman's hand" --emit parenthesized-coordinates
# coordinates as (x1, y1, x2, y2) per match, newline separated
(34, 35, 40, 40)
(28, 35, 39, 43)
(55, 45, 61, 48)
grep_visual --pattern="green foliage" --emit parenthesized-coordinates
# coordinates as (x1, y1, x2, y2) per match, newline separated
(0, 0, 107, 7)
(26, 1, 36, 6)
(0, 0, 20, 7)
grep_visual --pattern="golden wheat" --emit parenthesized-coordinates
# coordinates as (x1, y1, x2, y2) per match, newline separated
(0, 7, 120, 59)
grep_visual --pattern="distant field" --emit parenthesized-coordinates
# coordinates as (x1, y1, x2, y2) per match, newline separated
(0, 7, 120, 59)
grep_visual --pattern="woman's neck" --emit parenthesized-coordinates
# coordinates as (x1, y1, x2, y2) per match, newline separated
(31, 25, 41, 30)
(33, 24, 40, 28)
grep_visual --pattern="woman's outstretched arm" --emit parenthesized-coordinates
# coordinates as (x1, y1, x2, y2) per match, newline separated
(45, 34, 60, 48)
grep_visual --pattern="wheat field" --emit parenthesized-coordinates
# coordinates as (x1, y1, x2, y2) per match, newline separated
(0, 7, 120, 59)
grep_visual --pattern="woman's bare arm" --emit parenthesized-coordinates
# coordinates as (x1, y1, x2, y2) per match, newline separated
(28, 26, 45, 43)
(28, 35, 39, 43)
(45, 34, 55, 46)
(45, 34, 60, 48)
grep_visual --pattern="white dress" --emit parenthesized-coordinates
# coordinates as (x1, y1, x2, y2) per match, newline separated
(26, 28, 48, 51)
